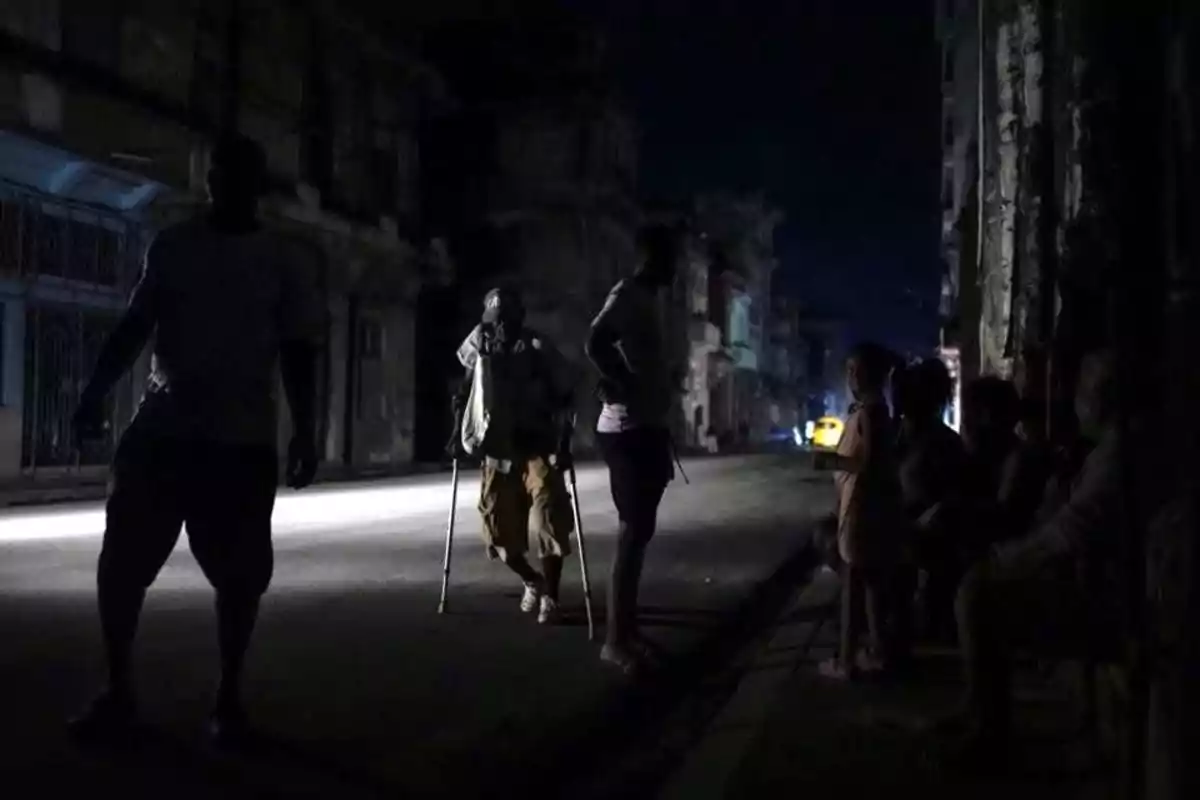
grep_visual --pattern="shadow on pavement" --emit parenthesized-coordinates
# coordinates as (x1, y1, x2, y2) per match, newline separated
(639, 605, 724, 619)
(727, 636, 1113, 800)
(541, 540, 820, 800)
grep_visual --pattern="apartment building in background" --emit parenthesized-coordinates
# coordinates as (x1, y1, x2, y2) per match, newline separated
(0, 0, 448, 481)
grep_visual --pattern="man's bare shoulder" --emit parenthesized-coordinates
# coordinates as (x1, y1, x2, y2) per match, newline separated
(146, 217, 207, 257)
(592, 278, 637, 325)
(606, 278, 636, 301)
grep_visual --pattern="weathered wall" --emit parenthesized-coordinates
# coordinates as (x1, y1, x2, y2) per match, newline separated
(947, 2, 1200, 796)
(946, 0, 1111, 411)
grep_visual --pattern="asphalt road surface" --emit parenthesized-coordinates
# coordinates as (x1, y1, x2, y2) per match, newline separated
(0, 454, 832, 799)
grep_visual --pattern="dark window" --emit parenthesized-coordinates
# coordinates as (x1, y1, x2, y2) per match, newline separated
(64, 219, 94, 283)
(34, 214, 65, 277)
(95, 226, 122, 287)
(300, 28, 334, 198)
(943, 48, 955, 83)
(186, 5, 226, 125)
(22, 304, 121, 467)
(358, 319, 383, 359)
(368, 147, 398, 217)
(61, 0, 122, 70)
(943, 116, 955, 147)
(0, 201, 23, 277)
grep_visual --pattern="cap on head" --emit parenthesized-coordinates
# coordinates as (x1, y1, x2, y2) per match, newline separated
(482, 286, 525, 325)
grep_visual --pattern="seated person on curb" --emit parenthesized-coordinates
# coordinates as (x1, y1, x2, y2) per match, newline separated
(895, 358, 967, 644)
(933, 349, 1136, 768)
(957, 377, 1023, 553)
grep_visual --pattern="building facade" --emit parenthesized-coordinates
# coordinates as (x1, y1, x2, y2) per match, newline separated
(693, 193, 782, 445)
(668, 225, 723, 451)
(0, 0, 444, 481)
(795, 312, 846, 420)
(764, 296, 809, 437)
(937, 0, 1106, 418)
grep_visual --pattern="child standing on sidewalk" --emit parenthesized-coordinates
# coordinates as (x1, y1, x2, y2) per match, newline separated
(815, 342, 903, 680)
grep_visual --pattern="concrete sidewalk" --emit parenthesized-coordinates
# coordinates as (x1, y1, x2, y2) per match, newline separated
(660, 569, 1117, 800)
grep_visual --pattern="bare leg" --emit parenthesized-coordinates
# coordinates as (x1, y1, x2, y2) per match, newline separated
(215, 592, 261, 715)
(605, 520, 648, 650)
(838, 565, 865, 668)
(97, 580, 147, 699)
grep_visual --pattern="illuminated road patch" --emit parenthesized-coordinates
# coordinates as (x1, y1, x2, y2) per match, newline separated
(0, 465, 611, 545)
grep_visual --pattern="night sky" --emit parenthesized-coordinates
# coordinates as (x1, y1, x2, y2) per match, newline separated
(567, 0, 943, 354)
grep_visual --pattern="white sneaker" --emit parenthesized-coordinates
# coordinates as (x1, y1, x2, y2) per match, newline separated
(520, 582, 541, 613)
(537, 595, 561, 625)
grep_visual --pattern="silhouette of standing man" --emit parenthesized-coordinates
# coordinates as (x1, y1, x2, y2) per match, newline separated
(586, 223, 680, 675)
(70, 134, 321, 749)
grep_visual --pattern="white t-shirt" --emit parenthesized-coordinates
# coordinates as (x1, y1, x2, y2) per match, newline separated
(130, 217, 324, 447)
(590, 278, 673, 433)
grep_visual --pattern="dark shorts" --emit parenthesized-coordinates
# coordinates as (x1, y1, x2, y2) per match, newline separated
(598, 426, 673, 539)
(99, 422, 279, 597)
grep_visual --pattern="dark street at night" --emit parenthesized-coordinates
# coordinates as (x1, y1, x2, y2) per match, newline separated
(1, 0, 1197, 798)
(1, 456, 830, 798)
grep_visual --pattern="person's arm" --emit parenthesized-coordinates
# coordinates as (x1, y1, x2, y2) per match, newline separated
(538, 336, 577, 412)
(816, 410, 879, 474)
(992, 431, 1120, 573)
(280, 343, 317, 443)
(278, 243, 324, 444)
(916, 500, 947, 529)
(445, 365, 474, 456)
(585, 285, 635, 392)
(538, 337, 579, 462)
(456, 325, 484, 372)
(80, 241, 161, 405)
(445, 327, 485, 456)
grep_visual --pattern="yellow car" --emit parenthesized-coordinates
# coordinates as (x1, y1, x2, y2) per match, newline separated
(811, 416, 845, 450)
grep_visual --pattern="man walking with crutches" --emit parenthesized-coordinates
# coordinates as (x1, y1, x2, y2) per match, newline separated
(444, 287, 578, 624)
